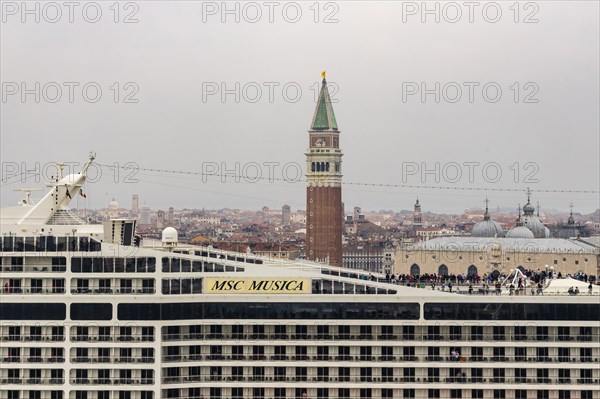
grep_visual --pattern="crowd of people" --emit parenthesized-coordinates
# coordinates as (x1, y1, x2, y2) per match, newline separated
(364, 268, 599, 295)
(344, 266, 598, 297)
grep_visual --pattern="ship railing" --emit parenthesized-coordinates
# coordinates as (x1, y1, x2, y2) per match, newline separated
(0, 266, 66, 273)
(69, 288, 155, 295)
(0, 378, 63, 385)
(0, 354, 586, 364)
(1, 287, 64, 295)
(152, 354, 600, 364)
(453, 289, 600, 296)
(1, 335, 65, 342)
(159, 375, 596, 385)
(69, 335, 154, 342)
(70, 357, 154, 364)
(158, 333, 600, 343)
(70, 378, 154, 385)
(0, 357, 66, 363)
(164, 396, 510, 399)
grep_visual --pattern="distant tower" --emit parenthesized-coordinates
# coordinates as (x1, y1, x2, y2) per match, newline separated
(262, 206, 270, 223)
(168, 207, 174, 223)
(139, 206, 151, 225)
(157, 210, 165, 229)
(568, 202, 574, 224)
(306, 71, 343, 267)
(413, 198, 423, 228)
(282, 204, 291, 226)
(131, 194, 139, 216)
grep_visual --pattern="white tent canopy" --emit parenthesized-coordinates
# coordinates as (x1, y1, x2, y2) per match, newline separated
(545, 277, 600, 294)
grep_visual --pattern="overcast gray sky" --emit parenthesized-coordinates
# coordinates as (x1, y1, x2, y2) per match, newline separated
(1, 1, 599, 214)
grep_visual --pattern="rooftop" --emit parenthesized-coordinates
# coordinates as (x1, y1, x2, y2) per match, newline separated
(409, 236, 599, 253)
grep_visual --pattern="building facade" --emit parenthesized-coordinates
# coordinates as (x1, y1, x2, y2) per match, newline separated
(394, 237, 599, 277)
(305, 73, 343, 267)
(343, 244, 395, 274)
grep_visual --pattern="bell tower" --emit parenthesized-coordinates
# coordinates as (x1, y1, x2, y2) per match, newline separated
(305, 72, 343, 266)
(413, 198, 422, 228)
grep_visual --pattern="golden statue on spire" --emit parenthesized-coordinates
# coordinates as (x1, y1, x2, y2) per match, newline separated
(321, 70, 326, 79)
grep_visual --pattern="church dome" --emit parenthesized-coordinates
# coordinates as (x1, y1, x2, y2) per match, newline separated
(506, 226, 535, 239)
(472, 199, 504, 238)
(109, 198, 119, 209)
(518, 192, 550, 238)
(472, 219, 504, 237)
(521, 215, 550, 238)
(522, 201, 535, 215)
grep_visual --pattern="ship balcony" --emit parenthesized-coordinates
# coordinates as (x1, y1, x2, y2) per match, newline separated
(70, 335, 154, 342)
(159, 355, 416, 363)
(249, 355, 267, 361)
(160, 325, 599, 344)
(70, 356, 154, 364)
(0, 378, 64, 385)
(0, 356, 65, 364)
(1, 335, 65, 342)
(0, 265, 66, 273)
(161, 333, 597, 343)
(70, 378, 154, 385)
(314, 355, 333, 361)
(157, 375, 600, 385)
(1, 287, 65, 294)
(163, 333, 204, 341)
(70, 288, 155, 294)
(156, 354, 600, 364)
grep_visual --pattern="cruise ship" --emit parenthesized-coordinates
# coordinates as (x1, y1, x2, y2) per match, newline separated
(1, 155, 599, 399)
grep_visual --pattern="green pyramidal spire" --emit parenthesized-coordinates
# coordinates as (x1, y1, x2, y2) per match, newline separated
(310, 75, 338, 131)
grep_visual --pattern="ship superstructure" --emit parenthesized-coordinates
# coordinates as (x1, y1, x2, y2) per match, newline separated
(1, 156, 599, 399)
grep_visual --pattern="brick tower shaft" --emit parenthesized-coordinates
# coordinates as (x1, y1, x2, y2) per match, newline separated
(305, 73, 343, 266)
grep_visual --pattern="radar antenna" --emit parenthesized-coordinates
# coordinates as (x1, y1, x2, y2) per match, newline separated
(13, 188, 43, 205)
(82, 151, 96, 175)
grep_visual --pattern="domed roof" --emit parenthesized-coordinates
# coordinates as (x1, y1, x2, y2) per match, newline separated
(517, 191, 550, 238)
(472, 219, 504, 237)
(557, 226, 578, 239)
(521, 214, 550, 238)
(506, 226, 535, 239)
(472, 198, 504, 238)
(522, 188, 536, 216)
(522, 201, 535, 214)
(109, 198, 119, 209)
